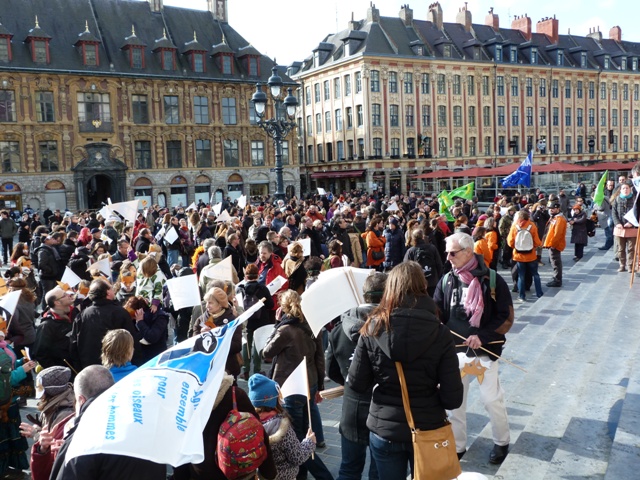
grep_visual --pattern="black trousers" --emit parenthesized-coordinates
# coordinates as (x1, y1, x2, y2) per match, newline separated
(1, 237, 13, 263)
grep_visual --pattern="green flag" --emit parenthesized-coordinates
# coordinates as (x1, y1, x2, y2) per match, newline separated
(449, 181, 475, 200)
(593, 170, 608, 206)
(438, 190, 455, 221)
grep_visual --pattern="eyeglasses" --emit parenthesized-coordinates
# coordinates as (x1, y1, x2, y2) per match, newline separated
(446, 249, 465, 257)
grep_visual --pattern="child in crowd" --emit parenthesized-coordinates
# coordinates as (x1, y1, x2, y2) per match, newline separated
(135, 257, 166, 313)
(101, 329, 137, 382)
(248, 374, 316, 480)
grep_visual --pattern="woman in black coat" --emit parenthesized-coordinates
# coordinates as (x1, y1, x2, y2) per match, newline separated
(569, 204, 588, 260)
(125, 296, 169, 365)
(348, 261, 463, 479)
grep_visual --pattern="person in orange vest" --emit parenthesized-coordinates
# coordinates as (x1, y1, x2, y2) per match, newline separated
(507, 210, 543, 302)
(543, 202, 568, 287)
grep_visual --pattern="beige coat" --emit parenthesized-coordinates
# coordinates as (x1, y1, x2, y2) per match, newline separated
(348, 232, 364, 267)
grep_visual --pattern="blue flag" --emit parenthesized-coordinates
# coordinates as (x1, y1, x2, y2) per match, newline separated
(501, 151, 532, 188)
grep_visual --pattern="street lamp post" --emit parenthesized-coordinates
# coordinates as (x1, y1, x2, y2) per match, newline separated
(251, 66, 298, 201)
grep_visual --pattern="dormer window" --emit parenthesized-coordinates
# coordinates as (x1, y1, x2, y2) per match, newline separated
(443, 44, 452, 58)
(222, 55, 232, 74)
(510, 46, 517, 63)
(473, 46, 481, 59)
(248, 57, 258, 76)
(604, 55, 610, 69)
(495, 45, 502, 62)
(238, 45, 261, 77)
(556, 50, 563, 66)
(0, 22, 13, 62)
(194, 53, 205, 73)
(132, 48, 144, 68)
(75, 22, 101, 67)
(0, 39, 9, 62)
(121, 25, 146, 70)
(581, 52, 588, 68)
(211, 34, 234, 75)
(531, 48, 537, 64)
(633, 58, 638, 71)
(24, 17, 52, 65)
(621, 57, 627, 70)
(182, 32, 208, 73)
(153, 30, 177, 72)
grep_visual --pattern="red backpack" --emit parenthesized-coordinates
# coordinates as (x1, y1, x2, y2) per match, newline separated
(216, 387, 268, 479)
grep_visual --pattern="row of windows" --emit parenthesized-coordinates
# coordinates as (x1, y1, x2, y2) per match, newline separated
(0, 90, 257, 126)
(0, 35, 260, 76)
(306, 72, 640, 104)
(302, 133, 640, 163)
(0, 138, 290, 173)
(302, 102, 640, 135)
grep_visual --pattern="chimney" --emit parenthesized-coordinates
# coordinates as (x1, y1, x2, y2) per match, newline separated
(536, 15, 559, 44)
(456, 3, 472, 32)
(367, 2, 380, 23)
(208, 0, 227, 22)
(399, 4, 413, 26)
(610, 25, 622, 42)
(586, 26, 602, 42)
(348, 12, 359, 30)
(511, 14, 532, 41)
(428, 2, 444, 30)
(148, 0, 163, 12)
(485, 7, 499, 30)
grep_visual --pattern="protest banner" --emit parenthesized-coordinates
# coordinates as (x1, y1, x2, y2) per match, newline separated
(166, 275, 201, 310)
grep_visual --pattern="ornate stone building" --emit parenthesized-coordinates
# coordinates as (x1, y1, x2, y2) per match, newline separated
(291, 3, 640, 195)
(0, 0, 299, 212)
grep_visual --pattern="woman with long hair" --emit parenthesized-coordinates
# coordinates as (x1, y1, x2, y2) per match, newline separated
(348, 262, 463, 478)
(262, 290, 332, 479)
(9, 243, 28, 267)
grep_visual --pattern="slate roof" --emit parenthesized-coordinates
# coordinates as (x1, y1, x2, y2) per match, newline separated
(0, 0, 291, 84)
(296, 8, 640, 74)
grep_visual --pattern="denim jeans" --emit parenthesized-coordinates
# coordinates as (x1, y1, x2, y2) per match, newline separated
(516, 261, 543, 299)
(338, 435, 379, 480)
(284, 388, 332, 480)
(166, 249, 180, 268)
(368, 432, 412, 480)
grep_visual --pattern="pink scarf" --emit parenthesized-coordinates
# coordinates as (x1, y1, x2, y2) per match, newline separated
(453, 255, 484, 328)
(0, 339, 16, 367)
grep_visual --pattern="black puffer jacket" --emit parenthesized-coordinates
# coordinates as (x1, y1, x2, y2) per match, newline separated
(36, 244, 62, 280)
(348, 295, 463, 443)
(326, 304, 376, 445)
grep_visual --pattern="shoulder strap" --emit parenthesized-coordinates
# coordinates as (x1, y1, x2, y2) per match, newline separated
(489, 268, 496, 301)
(232, 386, 238, 410)
(395, 362, 416, 431)
(516, 224, 522, 232)
(526, 225, 532, 232)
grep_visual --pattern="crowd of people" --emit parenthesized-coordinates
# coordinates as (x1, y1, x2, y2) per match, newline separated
(0, 161, 636, 479)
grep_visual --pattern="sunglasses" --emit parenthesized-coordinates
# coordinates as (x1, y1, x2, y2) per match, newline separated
(446, 249, 465, 257)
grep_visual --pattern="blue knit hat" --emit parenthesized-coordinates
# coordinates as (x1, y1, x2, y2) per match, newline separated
(248, 374, 280, 408)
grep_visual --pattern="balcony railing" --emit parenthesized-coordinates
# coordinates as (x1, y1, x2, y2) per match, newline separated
(79, 117, 114, 133)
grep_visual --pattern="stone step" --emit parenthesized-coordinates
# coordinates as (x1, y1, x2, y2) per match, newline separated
(603, 287, 640, 480)
(492, 268, 635, 479)
(458, 250, 625, 478)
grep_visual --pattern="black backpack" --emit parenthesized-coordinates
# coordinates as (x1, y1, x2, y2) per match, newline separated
(586, 218, 596, 237)
(236, 285, 262, 324)
(414, 247, 434, 278)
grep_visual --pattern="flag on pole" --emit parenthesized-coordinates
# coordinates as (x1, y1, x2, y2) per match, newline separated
(63, 302, 264, 467)
(280, 357, 309, 399)
(501, 151, 533, 188)
(593, 170, 609, 207)
(449, 181, 475, 200)
(438, 190, 455, 222)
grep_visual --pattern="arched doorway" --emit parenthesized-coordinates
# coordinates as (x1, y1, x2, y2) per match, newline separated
(286, 185, 295, 198)
(87, 174, 112, 209)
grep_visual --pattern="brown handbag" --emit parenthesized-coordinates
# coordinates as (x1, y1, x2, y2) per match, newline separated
(395, 362, 462, 480)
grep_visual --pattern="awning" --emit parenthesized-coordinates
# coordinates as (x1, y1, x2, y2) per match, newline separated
(413, 165, 516, 179)
(310, 169, 365, 179)
(579, 161, 634, 172)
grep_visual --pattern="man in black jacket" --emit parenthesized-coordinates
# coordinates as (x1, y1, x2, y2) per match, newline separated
(70, 279, 138, 369)
(326, 273, 387, 480)
(36, 234, 63, 310)
(330, 214, 353, 265)
(50, 365, 167, 480)
(32, 287, 76, 369)
(434, 232, 512, 464)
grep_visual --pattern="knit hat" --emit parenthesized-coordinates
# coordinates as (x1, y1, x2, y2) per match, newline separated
(389, 216, 399, 226)
(35, 366, 72, 399)
(248, 374, 280, 408)
(207, 287, 229, 309)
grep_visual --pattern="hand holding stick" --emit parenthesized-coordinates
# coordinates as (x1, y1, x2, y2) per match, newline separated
(450, 331, 527, 373)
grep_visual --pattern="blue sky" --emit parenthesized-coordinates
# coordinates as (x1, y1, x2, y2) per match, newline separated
(167, 0, 637, 66)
